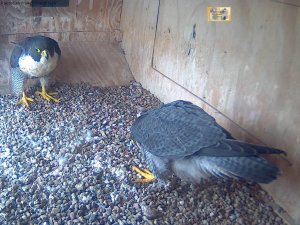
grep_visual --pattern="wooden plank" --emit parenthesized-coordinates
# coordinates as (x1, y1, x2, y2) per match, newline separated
(0, 30, 122, 43)
(54, 41, 134, 87)
(0, 0, 122, 39)
(75, 0, 123, 31)
(0, 43, 11, 94)
(0, 0, 77, 34)
(0, 2, 32, 34)
(153, 0, 207, 98)
(121, 0, 300, 224)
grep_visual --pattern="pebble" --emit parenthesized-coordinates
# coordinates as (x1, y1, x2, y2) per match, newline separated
(89, 212, 98, 222)
(0, 82, 286, 225)
(69, 212, 75, 220)
(141, 204, 163, 220)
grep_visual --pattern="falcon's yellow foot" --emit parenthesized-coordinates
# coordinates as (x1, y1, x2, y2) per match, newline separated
(36, 90, 59, 103)
(132, 166, 156, 183)
(16, 92, 34, 107)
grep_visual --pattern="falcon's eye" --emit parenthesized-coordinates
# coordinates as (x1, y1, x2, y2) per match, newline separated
(36, 48, 41, 53)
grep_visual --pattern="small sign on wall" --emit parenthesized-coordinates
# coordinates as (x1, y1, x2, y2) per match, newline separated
(32, 0, 69, 7)
(207, 7, 232, 22)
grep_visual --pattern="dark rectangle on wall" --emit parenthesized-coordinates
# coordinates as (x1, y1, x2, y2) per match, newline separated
(32, 0, 69, 7)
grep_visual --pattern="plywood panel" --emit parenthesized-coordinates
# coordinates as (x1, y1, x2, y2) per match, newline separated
(121, 0, 300, 223)
(0, 30, 122, 43)
(0, 0, 77, 34)
(153, 1, 207, 96)
(0, 42, 11, 95)
(75, 0, 122, 31)
(0, 0, 122, 35)
(153, 0, 300, 116)
(54, 41, 133, 87)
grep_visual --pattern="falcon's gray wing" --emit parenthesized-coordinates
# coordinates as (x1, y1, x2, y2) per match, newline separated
(10, 44, 24, 68)
(131, 100, 227, 158)
(131, 100, 285, 159)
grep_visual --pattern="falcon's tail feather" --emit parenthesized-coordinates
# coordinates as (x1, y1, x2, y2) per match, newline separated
(198, 139, 286, 157)
(172, 156, 281, 184)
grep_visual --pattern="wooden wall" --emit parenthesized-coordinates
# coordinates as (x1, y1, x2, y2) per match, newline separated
(0, 0, 133, 94)
(121, 0, 300, 224)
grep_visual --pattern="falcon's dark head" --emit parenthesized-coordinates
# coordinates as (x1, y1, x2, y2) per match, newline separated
(10, 35, 61, 78)
(24, 35, 61, 62)
(10, 35, 61, 68)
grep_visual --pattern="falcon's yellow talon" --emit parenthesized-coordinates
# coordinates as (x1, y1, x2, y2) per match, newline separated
(143, 169, 153, 174)
(16, 92, 34, 107)
(36, 90, 59, 103)
(132, 166, 156, 183)
(36, 83, 59, 103)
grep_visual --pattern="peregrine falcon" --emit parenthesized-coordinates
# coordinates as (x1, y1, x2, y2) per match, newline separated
(10, 35, 61, 107)
(131, 100, 286, 184)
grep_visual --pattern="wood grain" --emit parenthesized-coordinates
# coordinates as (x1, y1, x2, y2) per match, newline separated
(75, 0, 122, 31)
(0, 0, 122, 36)
(54, 41, 133, 87)
(1, 30, 122, 43)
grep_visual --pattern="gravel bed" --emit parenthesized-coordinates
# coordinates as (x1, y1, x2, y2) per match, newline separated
(0, 81, 285, 224)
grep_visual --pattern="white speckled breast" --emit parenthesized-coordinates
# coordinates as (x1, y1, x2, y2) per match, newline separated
(19, 53, 59, 78)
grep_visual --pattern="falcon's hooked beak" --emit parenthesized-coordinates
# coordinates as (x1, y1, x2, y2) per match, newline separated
(41, 50, 49, 60)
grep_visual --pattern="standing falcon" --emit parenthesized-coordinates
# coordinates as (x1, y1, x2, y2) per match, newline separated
(10, 35, 61, 107)
(131, 100, 286, 184)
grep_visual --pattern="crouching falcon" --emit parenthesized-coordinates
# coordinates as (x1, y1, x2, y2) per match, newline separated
(10, 35, 61, 107)
(131, 100, 286, 184)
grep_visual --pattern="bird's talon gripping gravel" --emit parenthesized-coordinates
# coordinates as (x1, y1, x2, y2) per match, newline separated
(16, 92, 34, 107)
(132, 166, 156, 183)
